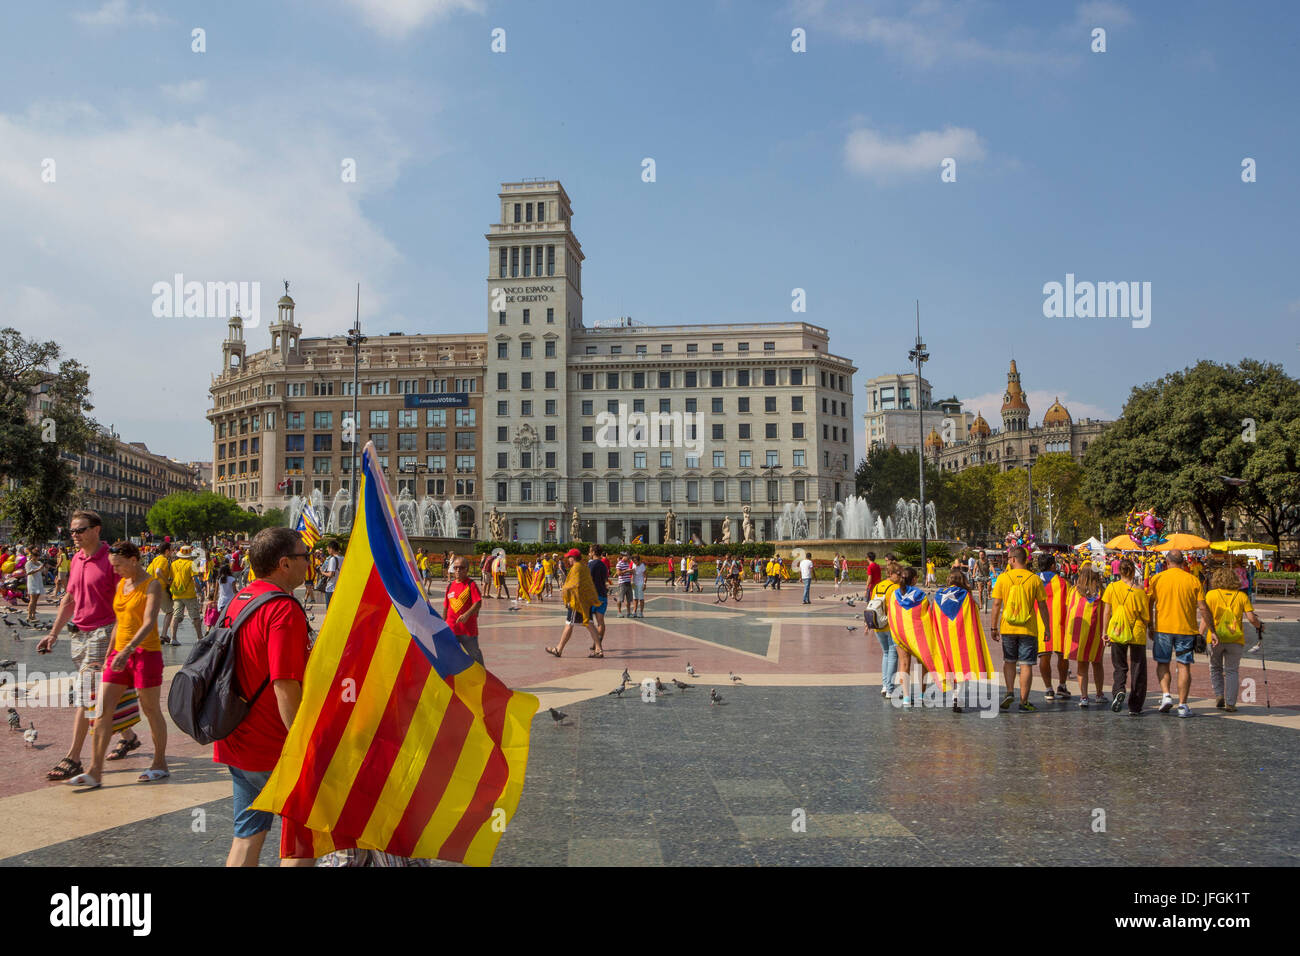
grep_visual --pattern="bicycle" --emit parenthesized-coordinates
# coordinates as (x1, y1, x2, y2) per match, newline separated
(715, 577, 743, 603)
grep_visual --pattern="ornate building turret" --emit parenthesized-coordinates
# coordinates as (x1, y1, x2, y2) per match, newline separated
(1001, 359, 1030, 433)
(222, 312, 246, 372)
(269, 280, 302, 365)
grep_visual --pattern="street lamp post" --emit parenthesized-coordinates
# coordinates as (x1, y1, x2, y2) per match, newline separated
(1025, 462, 1034, 540)
(121, 497, 128, 542)
(908, 304, 930, 570)
(346, 284, 366, 531)
(764, 463, 783, 541)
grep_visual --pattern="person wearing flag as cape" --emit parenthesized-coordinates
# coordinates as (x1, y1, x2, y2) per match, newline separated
(546, 548, 603, 658)
(1065, 565, 1107, 707)
(886, 566, 952, 708)
(1035, 551, 1072, 701)
(932, 568, 995, 710)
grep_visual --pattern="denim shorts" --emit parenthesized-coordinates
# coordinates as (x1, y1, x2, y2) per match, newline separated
(1152, 632, 1196, 665)
(593, 596, 608, 616)
(1000, 634, 1037, 666)
(229, 766, 274, 838)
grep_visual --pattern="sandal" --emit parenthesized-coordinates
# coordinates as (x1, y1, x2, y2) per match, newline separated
(138, 769, 170, 782)
(65, 772, 101, 789)
(588, 652, 604, 658)
(544, 646, 562, 658)
(106, 736, 141, 761)
(47, 757, 84, 781)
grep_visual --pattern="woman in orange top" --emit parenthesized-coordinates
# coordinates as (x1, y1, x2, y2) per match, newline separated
(66, 541, 169, 788)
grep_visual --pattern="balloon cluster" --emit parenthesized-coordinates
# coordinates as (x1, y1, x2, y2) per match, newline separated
(1125, 508, 1167, 549)
(1004, 524, 1035, 551)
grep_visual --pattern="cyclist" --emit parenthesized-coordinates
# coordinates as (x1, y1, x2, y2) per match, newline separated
(975, 550, 991, 610)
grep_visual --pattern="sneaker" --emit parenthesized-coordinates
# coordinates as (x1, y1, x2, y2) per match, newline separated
(1215, 697, 1225, 709)
(1044, 690, 1057, 702)
(1018, 700, 1037, 712)
(1225, 703, 1238, 713)
(1158, 694, 1174, 714)
(1111, 691, 1126, 713)
(1093, 694, 1108, 705)
(999, 693, 1014, 710)
(1176, 703, 1192, 718)
(901, 697, 913, 709)
(1055, 685, 1071, 700)
(1079, 696, 1089, 708)
(1128, 711, 1140, 718)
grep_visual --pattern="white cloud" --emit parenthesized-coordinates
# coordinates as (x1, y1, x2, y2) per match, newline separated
(844, 124, 985, 181)
(957, 390, 1113, 428)
(160, 80, 207, 103)
(1071, 1, 1134, 29)
(74, 1, 166, 27)
(791, 0, 1067, 69)
(0, 82, 415, 461)
(340, 0, 483, 38)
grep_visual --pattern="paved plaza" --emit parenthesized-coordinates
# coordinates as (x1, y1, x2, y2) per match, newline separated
(3, 579, 1298, 867)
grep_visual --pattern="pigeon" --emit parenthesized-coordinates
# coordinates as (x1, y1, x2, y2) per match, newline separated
(845, 598, 856, 607)
(548, 707, 567, 723)
(709, 688, 723, 705)
(685, 662, 697, 677)
(729, 672, 742, 683)
(507, 606, 520, 613)
(845, 626, 858, 632)
(0, 659, 15, 668)
(23, 722, 37, 747)
(608, 684, 627, 697)
(621, 668, 632, 684)
(655, 677, 667, 692)
(2, 616, 15, 627)
(7, 708, 20, 732)
(952, 696, 963, 714)
(672, 678, 692, 690)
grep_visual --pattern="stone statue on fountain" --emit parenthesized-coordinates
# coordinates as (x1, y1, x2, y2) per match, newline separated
(488, 506, 506, 541)
(665, 507, 676, 544)
(570, 507, 580, 542)
(721, 516, 732, 545)
(742, 505, 754, 543)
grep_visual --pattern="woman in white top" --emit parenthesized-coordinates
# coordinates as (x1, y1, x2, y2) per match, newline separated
(631, 556, 648, 619)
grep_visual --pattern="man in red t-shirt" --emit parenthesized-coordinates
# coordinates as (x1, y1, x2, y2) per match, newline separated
(865, 551, 882, 598)
(212, 527, 313, 867)
(443, 556, 484, 665)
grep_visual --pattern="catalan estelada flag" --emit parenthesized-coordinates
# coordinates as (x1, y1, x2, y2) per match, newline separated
(296, 502, 322, 549)
(886, 585, 953, 691)
(1037, 570, 1069, 654)
(252, 442, 539, 865)
(1064, 587, 1105, 662)
(933, 586, 994, 681)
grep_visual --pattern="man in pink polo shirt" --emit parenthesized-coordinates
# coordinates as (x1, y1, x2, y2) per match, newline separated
(37, 509, 141, 781)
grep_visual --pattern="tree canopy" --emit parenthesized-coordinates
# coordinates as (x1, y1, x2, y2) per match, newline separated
(147, 491, 260, 541)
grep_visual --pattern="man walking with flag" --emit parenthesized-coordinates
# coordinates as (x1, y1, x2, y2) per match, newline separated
(991, 546, 1048, 712)
(214, 526, 314, 867)
(444, 556, 484, 665)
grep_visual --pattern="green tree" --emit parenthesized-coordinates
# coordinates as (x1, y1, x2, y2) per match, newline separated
(1080, 360, 1298, 539)
(1237, 413, 1300, 550)
(0, 329, 99, 543)
(259, 507, 287, 531)
(147, 492, 258, 542)
(855, 445, 920, 515)
(945, 464, 998, 542)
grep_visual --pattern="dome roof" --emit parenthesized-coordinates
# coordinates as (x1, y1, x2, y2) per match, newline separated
(1001, 359, 1029, 412)
(277, 294, 295, 307)
(969, 411, 991, 437)
(925, 427, 944, 450)
(1043, 396, 1071, 426)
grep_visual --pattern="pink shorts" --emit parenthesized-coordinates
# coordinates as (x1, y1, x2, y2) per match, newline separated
(102, 647, 164, 689)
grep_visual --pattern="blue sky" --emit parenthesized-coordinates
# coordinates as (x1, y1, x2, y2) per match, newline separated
(2, 0, 1297, 463)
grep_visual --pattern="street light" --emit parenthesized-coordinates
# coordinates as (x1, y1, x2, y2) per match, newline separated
(121, 497, 128, 542)
(764, 463, 783, 541)
(907, 303, 929, 570)
(346, 284, 366, 529)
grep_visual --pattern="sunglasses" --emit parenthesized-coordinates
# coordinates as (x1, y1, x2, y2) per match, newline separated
(108, 546, 134, 555)
(70, 526, 92, 534)
(288, 551, 311, 560)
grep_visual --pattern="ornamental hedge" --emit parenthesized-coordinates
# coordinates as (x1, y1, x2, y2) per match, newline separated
(472, 540, 776, 559)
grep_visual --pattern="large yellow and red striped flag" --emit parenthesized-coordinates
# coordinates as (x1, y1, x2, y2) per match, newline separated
(886, 585, 953, 691)
(1064, 587, 1105, 662)
(252, 442, 538, 865)
(1037, 570, 1069, 654)
(932, 586, 995, 681)
(295, 502, 322, 549)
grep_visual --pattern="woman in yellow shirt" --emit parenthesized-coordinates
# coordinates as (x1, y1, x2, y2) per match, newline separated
(67, 541, 169, 788)
(1205, 567, 1263, 712)
(1101, 558, 1152, 716)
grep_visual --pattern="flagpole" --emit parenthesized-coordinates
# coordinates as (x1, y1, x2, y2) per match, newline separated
(348, 284, 365, 533)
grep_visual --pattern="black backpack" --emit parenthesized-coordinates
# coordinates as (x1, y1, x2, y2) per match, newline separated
(167, 588, 301, 745)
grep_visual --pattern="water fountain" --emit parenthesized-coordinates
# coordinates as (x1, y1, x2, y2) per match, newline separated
(778, 494, 948, 558)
